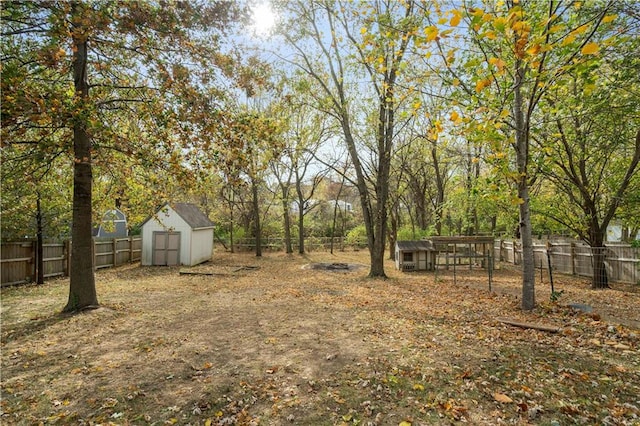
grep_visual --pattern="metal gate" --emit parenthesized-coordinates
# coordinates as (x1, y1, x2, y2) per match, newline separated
(152, 232, 180, 266)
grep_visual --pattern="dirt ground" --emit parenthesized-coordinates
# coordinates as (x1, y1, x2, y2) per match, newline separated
(1, 250, 639, 425)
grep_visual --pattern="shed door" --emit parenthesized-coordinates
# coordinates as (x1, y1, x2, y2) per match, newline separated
(152, 232, 180, 266)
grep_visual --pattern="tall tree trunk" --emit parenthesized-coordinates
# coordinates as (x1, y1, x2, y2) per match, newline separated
(584, 129, 639, 287)
(369, 94, 393, 277)
(514, 58, 535, 311)
(465, 142, 474, 236)
(341, 118, 378, 272)
(282, 198, 293, 254)
(297, 206, 305, 254)
(330, 173, 346, 254)
(472, 146, 481, 234)
(251, 178, 262, 257)
(64, 8, 98, 312)
(432, 145, 445, 236)
(388, 203, 398, 261)
(295, 179, 306, 254)
(36, 192, 44, 285)
(229, 199, 234, 253)
(408, 175, 428, 231)
(518, 184, 536, 309)
(590, 229, 609, 289)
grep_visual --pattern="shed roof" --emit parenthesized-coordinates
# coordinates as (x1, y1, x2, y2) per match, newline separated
(102, 208, 126, 221)
(170, 203, 214, 229)
(141, 202, 214, 230)
(396, 240, 435, 251)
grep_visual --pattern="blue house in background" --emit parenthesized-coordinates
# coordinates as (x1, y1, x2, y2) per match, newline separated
(95, 208, 128, 238)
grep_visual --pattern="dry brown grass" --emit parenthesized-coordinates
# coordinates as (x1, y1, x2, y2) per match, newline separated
(1, 250, 639, 425)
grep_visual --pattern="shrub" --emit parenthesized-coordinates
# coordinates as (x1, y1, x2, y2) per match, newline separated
(345, 225, 367, 247)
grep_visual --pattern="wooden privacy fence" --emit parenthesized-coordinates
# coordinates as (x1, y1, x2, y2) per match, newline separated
(494, 239, 639, 284)
(1, 237, 142, 287)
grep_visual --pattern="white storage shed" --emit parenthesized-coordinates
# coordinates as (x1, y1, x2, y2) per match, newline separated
(140, 202, 214, 266)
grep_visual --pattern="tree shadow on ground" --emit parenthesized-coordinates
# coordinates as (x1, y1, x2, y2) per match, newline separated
(1, 311, 76, 345)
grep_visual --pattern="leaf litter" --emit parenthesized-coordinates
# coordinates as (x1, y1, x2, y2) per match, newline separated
(1, 251, 638, 425)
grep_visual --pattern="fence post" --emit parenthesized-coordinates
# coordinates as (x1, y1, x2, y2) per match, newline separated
(64, 239, 71, 277)
(512, 240, 517, 265)
(113, 238, 118, 267)
(570, 242, 576, 275)
(31, 239, 37, 283)
(92, 238, 96, 271)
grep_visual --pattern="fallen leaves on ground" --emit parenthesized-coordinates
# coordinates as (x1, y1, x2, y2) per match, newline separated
(1, 251, 639, 425)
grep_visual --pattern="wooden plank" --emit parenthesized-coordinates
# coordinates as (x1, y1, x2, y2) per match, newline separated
(0, 257, 32, 263)
(95, 264, 113, 269)
(1, 279, 30, 287)
(179, 270, 229, 276)
(43, 256, 65, 262)
(497, 318, 561, 333)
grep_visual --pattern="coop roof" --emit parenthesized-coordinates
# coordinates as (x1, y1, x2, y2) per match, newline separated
(396, 240, 435, 252)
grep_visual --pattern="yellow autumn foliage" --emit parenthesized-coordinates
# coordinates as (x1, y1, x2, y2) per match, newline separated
(581, 42, 599, 55)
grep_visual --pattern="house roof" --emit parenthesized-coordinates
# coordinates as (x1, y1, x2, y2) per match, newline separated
(396, 240, 435, 251)
(141, 202, 214, 229)
(170, 203, 214, 229)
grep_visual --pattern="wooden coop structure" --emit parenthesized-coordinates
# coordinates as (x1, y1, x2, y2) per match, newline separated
(396, 236, 495, 271)
(429, 236, 495, 270)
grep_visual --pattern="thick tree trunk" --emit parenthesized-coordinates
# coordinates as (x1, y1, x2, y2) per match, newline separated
(589, 224, 609, 289)
(388, 204, 398, 261)
(518, 186, 536, 310)
(409, 176, 428, 231)
(591, 247, 609, 289)
(64, 15, 98, 311)
(369, 138, 390, 276)
(514, 58, 535, 311)
(344, 122, 378, 273)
